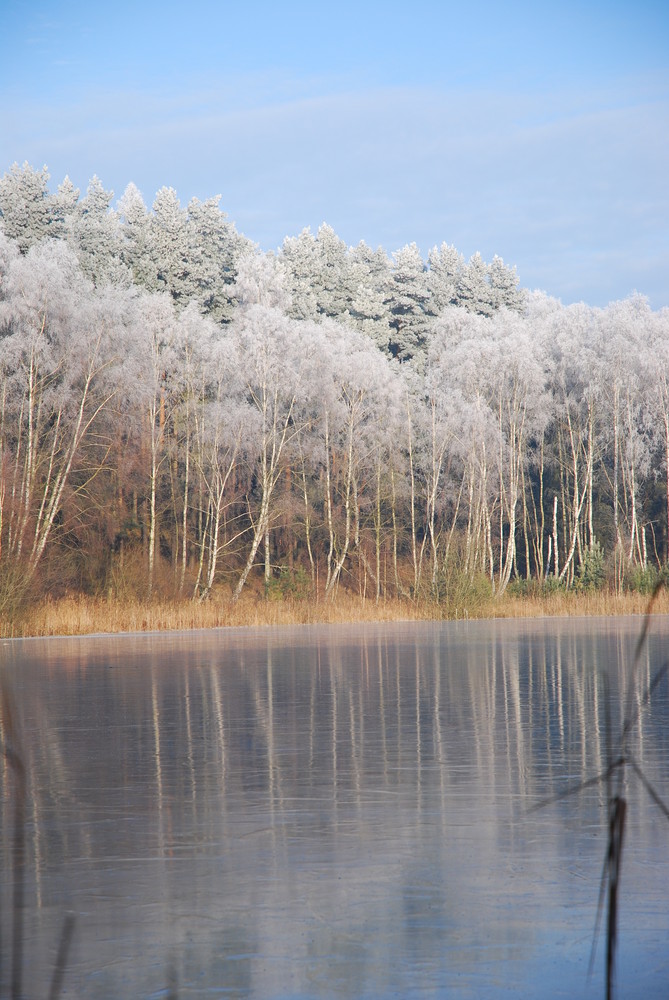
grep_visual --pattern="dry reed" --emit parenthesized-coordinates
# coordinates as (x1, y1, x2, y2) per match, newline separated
(4, 587, 669, 639)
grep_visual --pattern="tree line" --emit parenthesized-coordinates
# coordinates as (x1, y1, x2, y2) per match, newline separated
(1, 161, 668, 609)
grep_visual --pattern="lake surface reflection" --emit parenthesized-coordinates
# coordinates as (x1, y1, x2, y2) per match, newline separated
(1, 617, 668, 998)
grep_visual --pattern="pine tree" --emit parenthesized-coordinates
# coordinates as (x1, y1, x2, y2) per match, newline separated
(313, 223, 354, 319)
(186, 194, 252, 324)
(427, 242, 463, 315)
(281, 228, 320, 320)
(68, 176, 127, 286)
(488, 255, 526, 313)
(455, 251, 494, 317)
(150, 186, 192, 303)
(116, 182, 155, 289)
(348, 241, 392, 352)
(386, 243, 430, 363)
(0, 162, 60, 252)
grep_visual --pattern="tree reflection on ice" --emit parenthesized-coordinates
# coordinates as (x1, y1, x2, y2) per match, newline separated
(1, 618, 668, 998)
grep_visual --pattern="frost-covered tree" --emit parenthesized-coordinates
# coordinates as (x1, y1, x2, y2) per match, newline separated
(485, 309, 549, 592)
(427, 308, 495, 584)
(149, 186, 194, 304)
(0, 229, 19, 289)
(430, 304, 548, 593)
(313, 320, 402, 597)
(455, 251, 493, 317)
(115, 182, 155, 289)
(386, 243, 430, 363)
(541, 299, 602, 584)
(427, 242, 463, 315)
(281, 227, 319, 321)
(186, 194, 251, 323)
(646, 308, 669, 562)
(229, 255, 318, 599)
(190, 330, 248, 601)
(52, 176, 80, 235)
(362, 358, 406, 600)
(488, 255, 525, 313)
(281, 223, 354, 323)
(347, 240, 392, 352)
(129, 292, 181, 596)
(315, 223, 355, 318)
(417, 338, 466, 592)
(0, 162, 62, 252)
(68, 175, 127, 286)
(0, 240, 122, 582)
(232, 249, 289, 311)
(600, 296, 655, 572)
(120, 187, 252, 321)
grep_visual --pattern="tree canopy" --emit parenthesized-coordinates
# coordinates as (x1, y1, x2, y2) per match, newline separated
(1, 161, 667, 609)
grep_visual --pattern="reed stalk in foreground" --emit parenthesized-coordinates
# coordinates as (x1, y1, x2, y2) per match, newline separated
(531, 582, 669, 1000)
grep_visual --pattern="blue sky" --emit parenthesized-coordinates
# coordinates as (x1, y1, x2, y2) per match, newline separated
(1, 0, 667, 308)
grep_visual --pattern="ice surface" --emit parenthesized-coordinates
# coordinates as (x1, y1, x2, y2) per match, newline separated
(1, 618, 668, 997)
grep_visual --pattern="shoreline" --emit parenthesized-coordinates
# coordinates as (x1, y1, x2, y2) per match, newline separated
(3, 588, 669, 639)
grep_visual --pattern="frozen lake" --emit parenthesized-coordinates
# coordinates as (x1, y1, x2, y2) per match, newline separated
(1, 617, 668, 998)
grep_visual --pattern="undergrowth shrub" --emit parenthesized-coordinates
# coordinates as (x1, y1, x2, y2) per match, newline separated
(0, 564, 34, 635)
(624, 562, 669, 595)
(265, 566, 312, 601)
(435, 569, 493, 617)
(575, 540, 605, 592)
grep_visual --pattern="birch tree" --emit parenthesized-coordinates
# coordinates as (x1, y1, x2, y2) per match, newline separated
(126, 293, 181, 596)
(487, 309, 548, 593)
(420, 334, 465, 592)
(188, 319, 250, 600)
(600, 297, 655, 571)
(310, 321, 402, 598)
(430, 308, 496, 586)
(647, 308, 669, 562)
(230, 256, 313, 600)
(0, 240, 122, 582)
(541, 301, 602, 585)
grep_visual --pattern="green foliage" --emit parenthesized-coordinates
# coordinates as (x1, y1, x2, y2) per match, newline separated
(575, 541, 605, 592)
(264, 566, 312, 602)
(623, 562, 669, 595)
(541, 574, 566, 595)
(432, 562, 493, 617)
(625, 565, 657, 594)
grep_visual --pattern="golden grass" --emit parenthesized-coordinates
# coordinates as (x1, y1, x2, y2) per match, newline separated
(5, 587, 669, 638)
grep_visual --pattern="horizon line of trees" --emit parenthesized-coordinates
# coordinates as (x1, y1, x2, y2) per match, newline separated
(1, 161, 668, 611)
